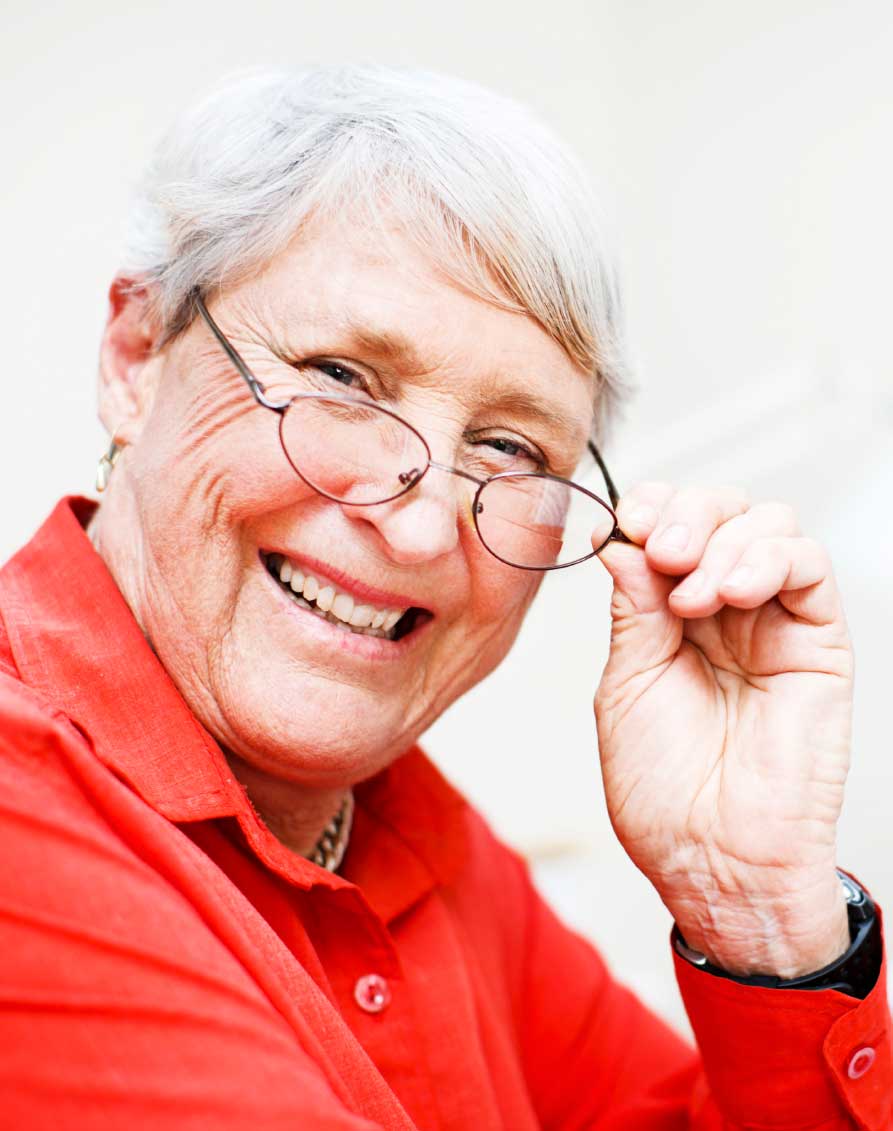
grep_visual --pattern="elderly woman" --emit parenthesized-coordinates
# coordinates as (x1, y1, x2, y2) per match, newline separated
(0, 66, 889, 1129)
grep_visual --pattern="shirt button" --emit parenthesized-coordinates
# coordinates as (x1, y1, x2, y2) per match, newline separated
(847, 1046, 876, 1080)
(354, 973, 391, 1014)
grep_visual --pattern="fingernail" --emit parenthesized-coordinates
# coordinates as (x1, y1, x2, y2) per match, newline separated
(723, 565, 752, 589)
(628, 504, 658, 528)
(674, 568, 705, 597)
(658, 523, 689, 552)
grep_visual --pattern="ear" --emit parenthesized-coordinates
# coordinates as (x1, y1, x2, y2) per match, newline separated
(97, 277, 165, 443)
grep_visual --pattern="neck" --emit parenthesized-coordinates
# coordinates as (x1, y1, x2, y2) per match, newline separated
(224, 749, 349, 859)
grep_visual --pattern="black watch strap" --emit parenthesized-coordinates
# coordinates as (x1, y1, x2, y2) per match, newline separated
(673, 871, 882, 1000)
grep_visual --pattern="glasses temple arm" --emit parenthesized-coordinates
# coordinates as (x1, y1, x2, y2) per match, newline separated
(587, 440, 622, 509)
(588, 440, 633, 545)
(191, 291, 284, 410)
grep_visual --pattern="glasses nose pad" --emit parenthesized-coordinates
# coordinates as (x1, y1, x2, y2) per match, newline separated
(397, 467, 424, 488)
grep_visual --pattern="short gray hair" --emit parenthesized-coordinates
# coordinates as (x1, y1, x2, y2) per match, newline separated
(124, 65, 632, 440)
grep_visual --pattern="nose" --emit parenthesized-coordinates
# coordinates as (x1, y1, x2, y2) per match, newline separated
(343, 464, 466, 565)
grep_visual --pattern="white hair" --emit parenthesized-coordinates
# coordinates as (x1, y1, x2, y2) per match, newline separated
(123, 65, 633, 439)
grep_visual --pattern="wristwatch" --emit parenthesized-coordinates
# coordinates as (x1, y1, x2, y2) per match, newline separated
(673, 870, 882, 999)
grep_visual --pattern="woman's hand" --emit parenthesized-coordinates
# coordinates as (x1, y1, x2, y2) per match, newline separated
(595, 484, 852, 978)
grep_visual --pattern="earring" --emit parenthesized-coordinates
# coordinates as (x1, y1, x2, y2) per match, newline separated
(95, 437, 122, 493)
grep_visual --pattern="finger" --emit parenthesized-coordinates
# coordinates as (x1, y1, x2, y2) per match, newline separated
(667, 501, 802, 617)
(598, 539, 682, 672)
(614, 482, 677, 545)
(642, 486, 753, 575)
(716, 535, 841, 625)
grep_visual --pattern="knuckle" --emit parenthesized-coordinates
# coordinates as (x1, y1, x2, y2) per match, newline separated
(745, 533, 815, 569)
(703, 510, 750, 548)
(715, 485, 751, 510)
(621, 480, 673, 506)
(658, 486, 712, 525)
(801, 535, 832, 567)
(678, 484, 749, 516)
(760, 535, 791, 563)
(717, 486, 751, 515)
(638, 483, 757, 545)
(672, 485, 709, 506)
(754, 500, 800, 532)
(617, 482, 675, 528)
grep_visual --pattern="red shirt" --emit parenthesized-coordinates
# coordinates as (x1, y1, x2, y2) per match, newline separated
(0, 497, 889, 1129)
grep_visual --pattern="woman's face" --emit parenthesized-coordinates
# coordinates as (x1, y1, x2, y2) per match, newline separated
(103, 217, 594, 788)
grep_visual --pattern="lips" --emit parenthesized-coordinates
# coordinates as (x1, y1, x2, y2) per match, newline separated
(261, 552, 432, 642)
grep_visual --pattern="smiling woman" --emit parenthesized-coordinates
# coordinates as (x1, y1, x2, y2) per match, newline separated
(0, 65, 889, 1130)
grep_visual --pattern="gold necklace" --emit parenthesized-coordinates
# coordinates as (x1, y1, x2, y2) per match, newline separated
(308, 790, 354, 872)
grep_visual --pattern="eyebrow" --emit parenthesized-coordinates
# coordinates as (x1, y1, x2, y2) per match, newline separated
(316, 315, 590, 446)
(481, 388, 588, 446)
(335, 318, 432, 377)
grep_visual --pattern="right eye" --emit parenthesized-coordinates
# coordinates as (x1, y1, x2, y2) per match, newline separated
(315, 362, 364, 388)
(294, 361, 370, 395)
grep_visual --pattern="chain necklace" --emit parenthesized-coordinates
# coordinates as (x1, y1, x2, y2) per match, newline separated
(308, 790, 354, 872)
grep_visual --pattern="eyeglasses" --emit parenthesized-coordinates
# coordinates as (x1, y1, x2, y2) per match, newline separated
(192, 292, 630, 571)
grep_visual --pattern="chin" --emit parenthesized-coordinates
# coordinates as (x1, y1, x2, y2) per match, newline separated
(217, 669, 419, 789)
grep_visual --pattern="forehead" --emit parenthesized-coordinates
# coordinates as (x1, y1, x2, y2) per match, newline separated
(245, 215, 595, 445)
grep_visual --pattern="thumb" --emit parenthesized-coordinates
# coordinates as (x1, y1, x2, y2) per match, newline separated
(597, 539, 682, 672)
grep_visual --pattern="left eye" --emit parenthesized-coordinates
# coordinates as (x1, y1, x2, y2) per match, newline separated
(483, 437, 533, 458)
(466, 434, 544, 475)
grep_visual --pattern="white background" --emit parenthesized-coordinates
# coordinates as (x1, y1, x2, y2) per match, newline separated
(3, 1, 891, 1031)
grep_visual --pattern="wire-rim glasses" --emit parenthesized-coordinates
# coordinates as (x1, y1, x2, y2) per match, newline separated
(192, 291, 629, 571)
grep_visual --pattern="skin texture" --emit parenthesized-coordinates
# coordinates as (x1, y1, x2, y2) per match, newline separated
(92, 214, 850, 979)
(597, 491, 851, 976)
(91, 217, 592, 857)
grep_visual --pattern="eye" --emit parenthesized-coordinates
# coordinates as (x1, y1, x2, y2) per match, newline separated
(282, 358, 371, 395)
(483, 437, 536, 459)
(466, 432, 545, 476)
(310, 362, 368, 391)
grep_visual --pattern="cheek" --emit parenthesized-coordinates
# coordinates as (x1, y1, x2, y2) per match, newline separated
(461, 552, 540, 657)
(136, 387, 310, 537)
(127, 396, 322, 645)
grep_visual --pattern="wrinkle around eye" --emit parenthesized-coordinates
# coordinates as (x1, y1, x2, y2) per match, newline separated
(182, 381, 254, 442)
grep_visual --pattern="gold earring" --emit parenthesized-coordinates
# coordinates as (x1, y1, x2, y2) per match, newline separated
(95, 436, 123, 493)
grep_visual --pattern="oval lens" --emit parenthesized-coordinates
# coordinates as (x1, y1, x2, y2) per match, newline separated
(475, 474, 616, 569)
(279, 396, 428, 504)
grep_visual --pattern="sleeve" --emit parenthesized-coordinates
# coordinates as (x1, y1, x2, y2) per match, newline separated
(675, 923, 892, 1130)
(0, 683, 386, 1131)
(513, 853, 892, 1130)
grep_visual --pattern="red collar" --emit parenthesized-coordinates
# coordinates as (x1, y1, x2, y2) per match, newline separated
(0, 498, 468, 919)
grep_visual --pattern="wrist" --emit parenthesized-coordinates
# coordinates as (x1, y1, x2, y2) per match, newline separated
(674, 871, 881, 998)
(666, 870, 850, 979)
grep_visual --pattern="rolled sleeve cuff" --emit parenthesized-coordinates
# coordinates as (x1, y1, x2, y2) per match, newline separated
(673, 906, 892, 1129)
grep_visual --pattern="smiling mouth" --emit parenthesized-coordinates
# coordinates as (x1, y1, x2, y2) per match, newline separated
(262, 552, 431, 642)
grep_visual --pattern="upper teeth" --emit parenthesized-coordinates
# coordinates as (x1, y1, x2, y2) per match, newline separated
(269, 554, 406, 634)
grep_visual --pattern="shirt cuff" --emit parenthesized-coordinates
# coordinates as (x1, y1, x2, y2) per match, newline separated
(673, 904, 892, 1129)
